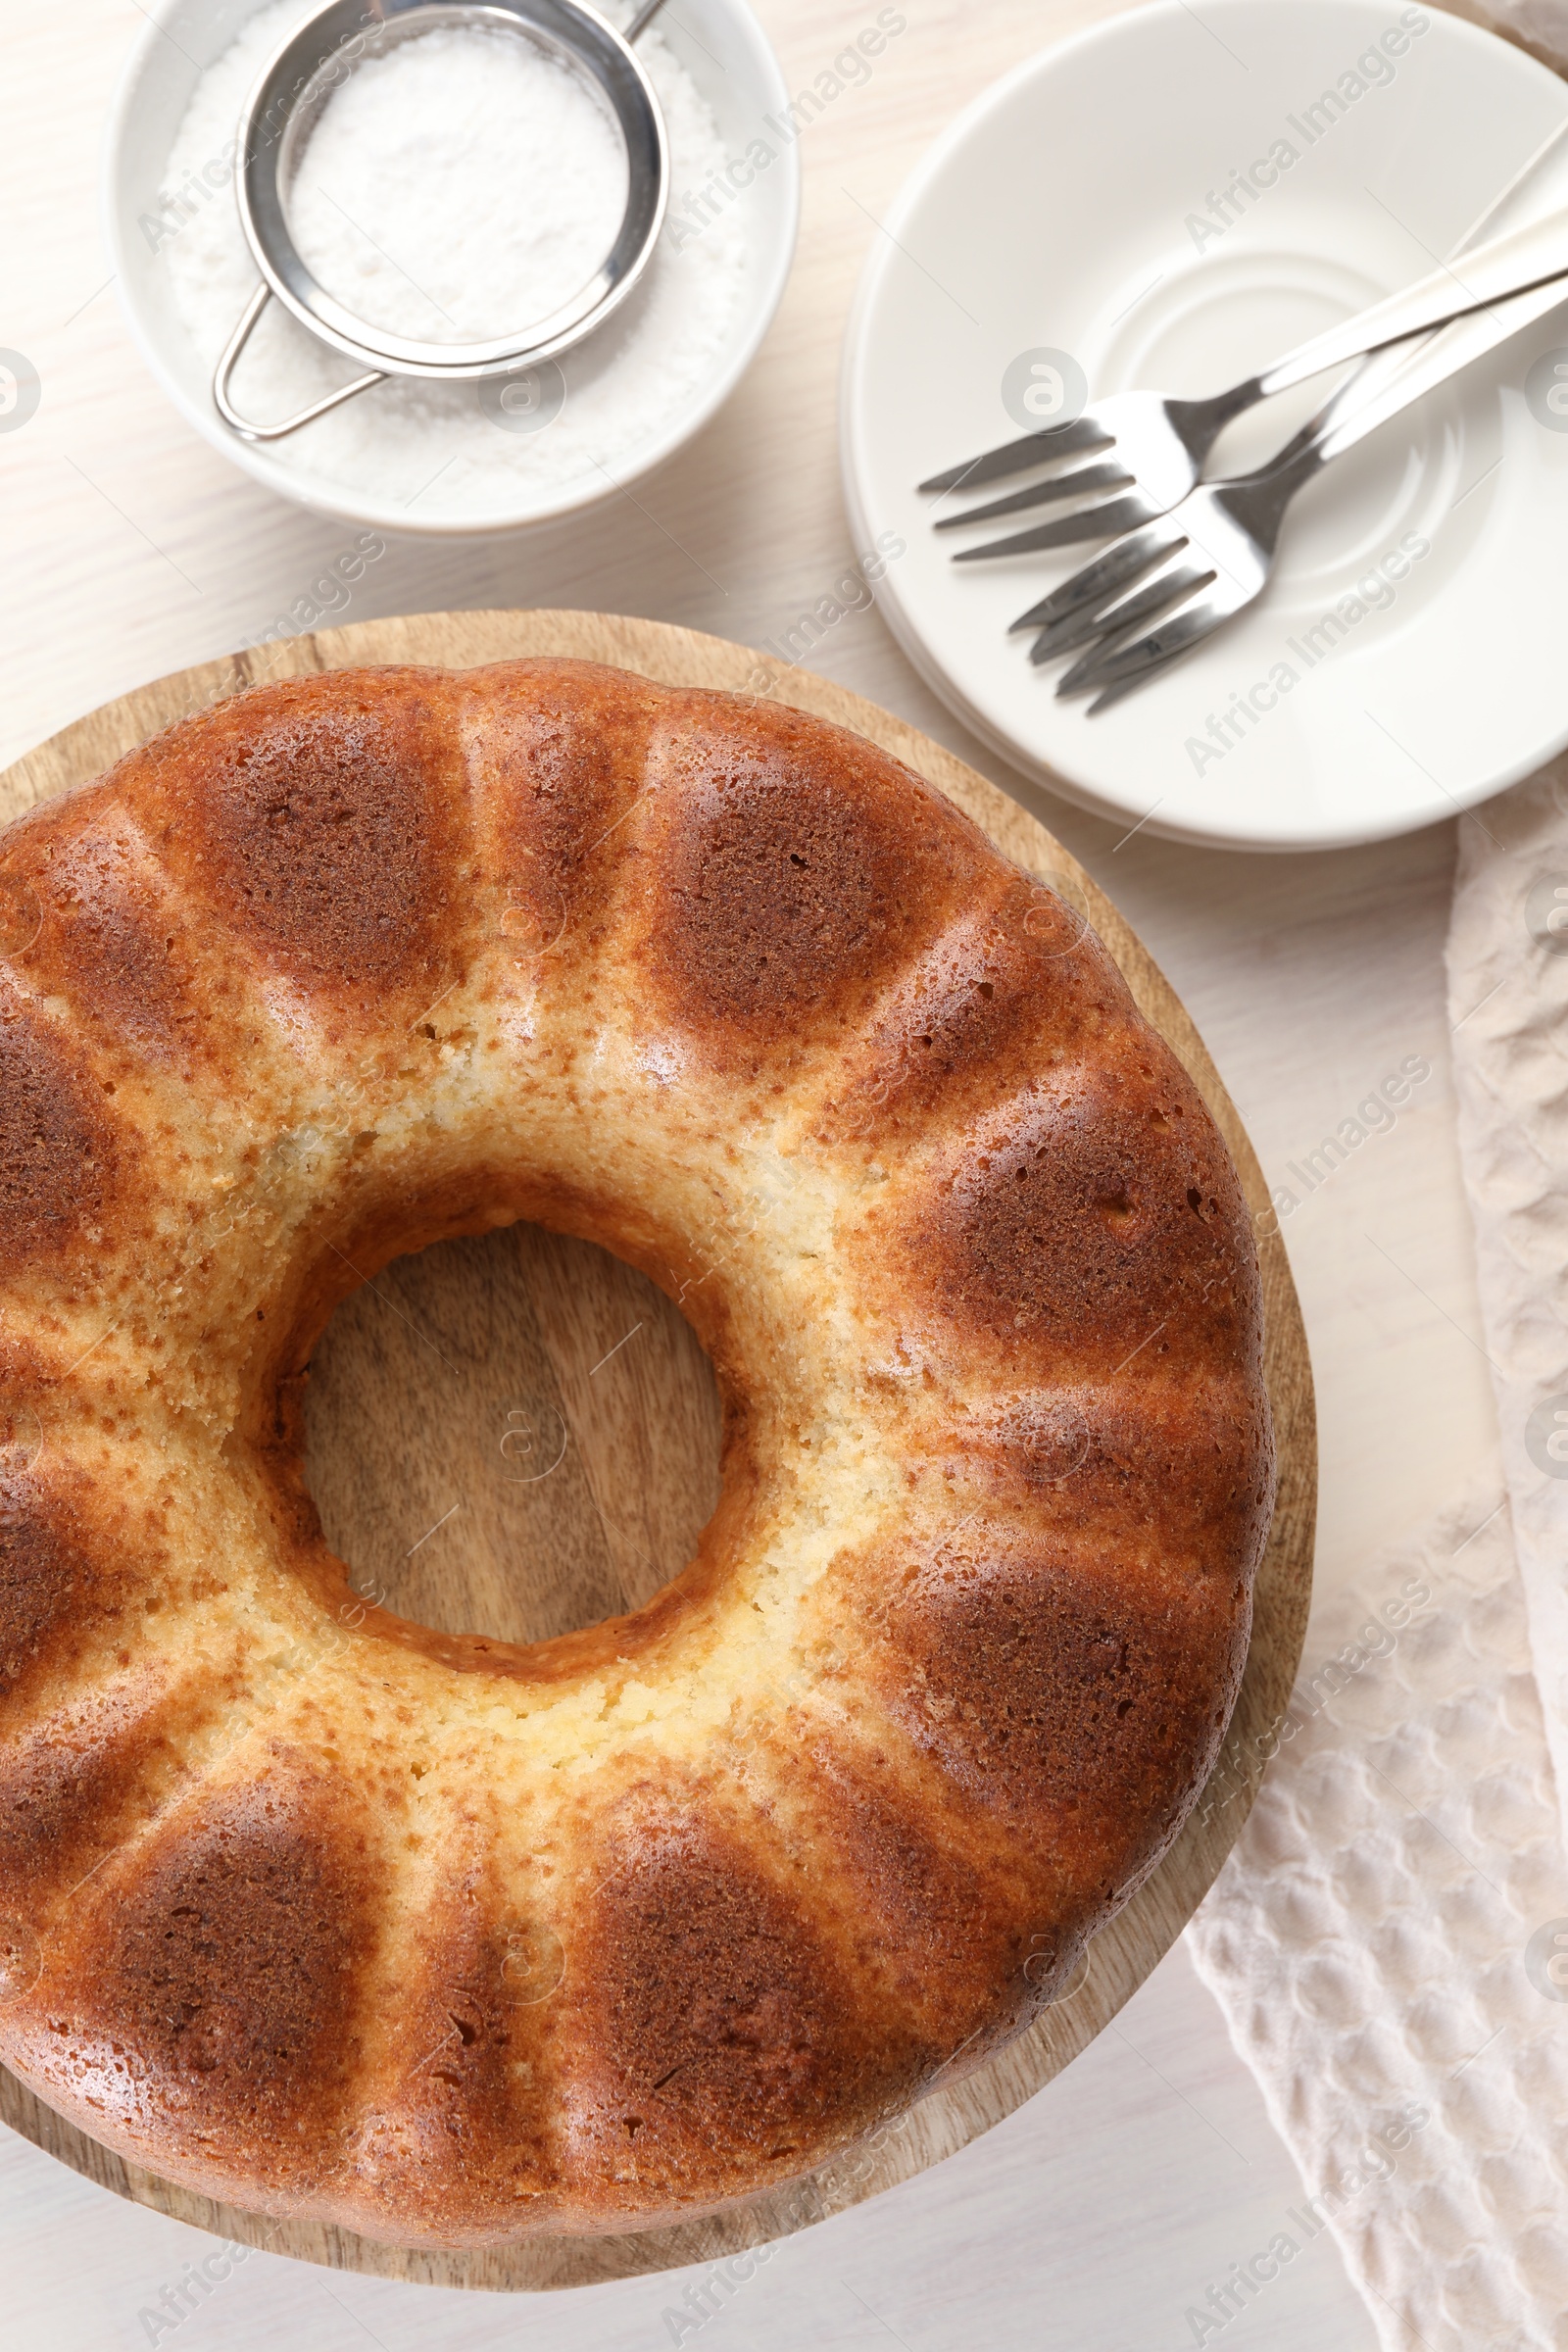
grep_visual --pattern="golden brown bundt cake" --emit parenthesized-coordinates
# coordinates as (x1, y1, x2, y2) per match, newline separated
(0, 659, 1272, 2245)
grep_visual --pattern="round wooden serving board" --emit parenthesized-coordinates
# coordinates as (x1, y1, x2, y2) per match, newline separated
(0, 612, 1315, 2290)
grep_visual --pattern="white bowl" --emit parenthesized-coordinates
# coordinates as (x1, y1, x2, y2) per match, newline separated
(104, 0, 799, 535)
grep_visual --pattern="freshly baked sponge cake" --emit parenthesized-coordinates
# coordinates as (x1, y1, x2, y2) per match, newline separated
(0, 659, 1272, 2247)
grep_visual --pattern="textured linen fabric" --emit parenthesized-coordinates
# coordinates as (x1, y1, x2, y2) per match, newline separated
(1476, 0, 1568, 74)
(1446, 771, 1568, 1824)
(1188, 1482, 1568, 2352)
(1186, 765, 1568, 2349)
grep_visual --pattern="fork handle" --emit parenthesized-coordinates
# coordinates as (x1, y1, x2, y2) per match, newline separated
(1251, 205, 1568, 400)
(1266, 267, 1568, 495)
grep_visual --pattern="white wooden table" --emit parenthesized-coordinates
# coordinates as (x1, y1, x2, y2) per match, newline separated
(0, 0, 1505, 2340)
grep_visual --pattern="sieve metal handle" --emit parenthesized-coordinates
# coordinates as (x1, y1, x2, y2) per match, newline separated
(213, 282, 387, 443)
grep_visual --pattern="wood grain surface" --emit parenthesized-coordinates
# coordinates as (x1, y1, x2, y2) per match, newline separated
(0, 610, 1316, 2290)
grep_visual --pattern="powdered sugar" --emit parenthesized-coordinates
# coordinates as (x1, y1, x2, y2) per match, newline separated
(156, 0, 748, 519)
(287, 24, 630, 344)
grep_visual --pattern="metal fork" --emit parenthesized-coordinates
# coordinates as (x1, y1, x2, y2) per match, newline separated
(1023, 253, 1568, 710)
(919, 122, 1568, 559)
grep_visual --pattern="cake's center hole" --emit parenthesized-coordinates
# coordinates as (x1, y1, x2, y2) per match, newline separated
(302, 1221, 723, 1647)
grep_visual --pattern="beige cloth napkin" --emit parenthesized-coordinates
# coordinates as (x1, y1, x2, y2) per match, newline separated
(1185, 766, 1568, 2351)
(1446, 773, 1568, 1814)
(1187, 1480, 1568, 2351)
(1477, 0, 1568, 74)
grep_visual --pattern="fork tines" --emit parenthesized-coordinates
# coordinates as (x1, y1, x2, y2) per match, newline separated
(1055, 578, 1227, 708)
(1002, 516, 1224, 710)
(917, 417, 1112, 498)
(1035, 551, 1214, 666)
(921, 419, 1150, 559)
(1010, 521, 1182, 637)
(934, 457, 1131, 532)
(952, 490, 1163, 562)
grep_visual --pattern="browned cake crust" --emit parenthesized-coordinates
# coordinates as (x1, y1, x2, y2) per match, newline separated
(0, 660, 1273, 2245)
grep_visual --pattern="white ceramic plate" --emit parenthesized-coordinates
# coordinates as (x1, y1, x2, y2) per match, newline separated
(842, 0, 1568, 851)
(104, 0, 798, 536)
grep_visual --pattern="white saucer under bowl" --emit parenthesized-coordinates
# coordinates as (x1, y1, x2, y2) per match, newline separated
(842, 0, 1568, 851)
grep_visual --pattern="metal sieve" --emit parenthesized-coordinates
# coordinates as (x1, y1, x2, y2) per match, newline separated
(214, 0, 669, 441)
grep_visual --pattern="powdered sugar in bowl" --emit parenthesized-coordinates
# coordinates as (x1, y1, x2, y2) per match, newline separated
(105, 0, 799, 533)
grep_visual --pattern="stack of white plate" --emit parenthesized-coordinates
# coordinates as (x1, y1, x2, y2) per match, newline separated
(842, 0, 1568, 850)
